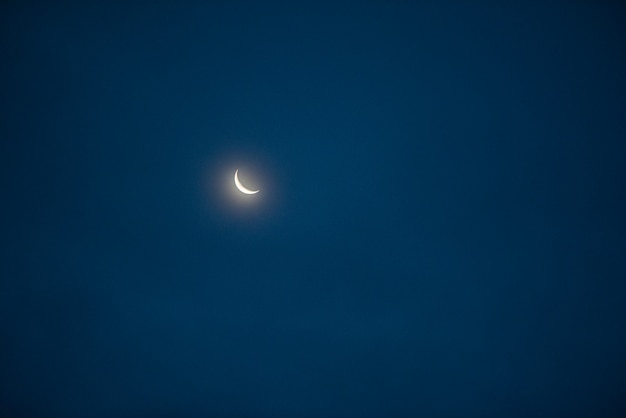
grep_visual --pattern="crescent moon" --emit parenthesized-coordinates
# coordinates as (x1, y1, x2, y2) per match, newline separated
(234, 169, 259, 195)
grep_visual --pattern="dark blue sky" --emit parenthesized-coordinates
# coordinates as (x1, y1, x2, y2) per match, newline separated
(1, 2, 626, 417)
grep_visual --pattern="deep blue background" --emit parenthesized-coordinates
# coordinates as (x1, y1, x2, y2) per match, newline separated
(1, 2, 626, 417)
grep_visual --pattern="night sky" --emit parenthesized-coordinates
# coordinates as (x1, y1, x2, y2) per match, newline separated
(2, 2, 626, 417)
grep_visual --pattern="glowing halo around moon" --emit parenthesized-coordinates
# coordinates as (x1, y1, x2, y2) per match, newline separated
(234, 169, 259, 195)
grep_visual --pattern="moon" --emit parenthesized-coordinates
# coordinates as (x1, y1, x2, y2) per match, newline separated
(234, 169, 259, 195)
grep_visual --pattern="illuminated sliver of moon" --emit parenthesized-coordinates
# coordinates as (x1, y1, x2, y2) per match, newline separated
(234, 169, 259, 195)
